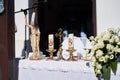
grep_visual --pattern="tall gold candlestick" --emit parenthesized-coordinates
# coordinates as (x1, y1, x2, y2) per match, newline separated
(56, 46, 65, 61)
(47, 34, 56, 60)
(46, 49, 56, 60)
(66, 48, 76, 61)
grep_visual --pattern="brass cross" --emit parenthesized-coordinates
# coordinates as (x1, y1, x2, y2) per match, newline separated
(55, 28, 63, 47)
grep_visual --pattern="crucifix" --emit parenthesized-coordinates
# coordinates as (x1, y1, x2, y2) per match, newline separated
(55, 28, 65, 60)
(15, 5, 38, 59)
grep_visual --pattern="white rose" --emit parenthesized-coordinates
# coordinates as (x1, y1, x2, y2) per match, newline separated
(91, 56, 96, 62)
(96, 64, 102, 70)
(91, 62, 96, 67)
(103, 31, 110, 40)
(96, 50, 104, 58)
(108, 51, 114, 55)
(91, 41, 96, 45)
(109, 38, 114, 43)
(117, 42, 120, 45)
(91, 45, 98, 54)
(110, 35, 119, 43)
(95, 69, 101, 75)
(106, 44, 114, 51)
(114, 35, 119, 42)
(89, 36, 95, 41)
(115, 48, 120, 53)
(97, 40, 104, 48)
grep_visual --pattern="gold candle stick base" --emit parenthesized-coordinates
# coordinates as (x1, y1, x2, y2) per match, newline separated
(46, 49, 56, 60)
(55, 47, 65, 61)
(81, 56, 91, 61)
(66, 48, 77, 61)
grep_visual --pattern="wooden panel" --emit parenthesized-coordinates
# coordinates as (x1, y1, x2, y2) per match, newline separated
(0, 0, 15, 80)
(92, 0, 97, 36)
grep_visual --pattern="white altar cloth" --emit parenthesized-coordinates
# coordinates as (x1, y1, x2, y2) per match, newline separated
(18, 59, 120, 80)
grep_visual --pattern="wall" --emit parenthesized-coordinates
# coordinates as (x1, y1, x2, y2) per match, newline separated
(96, 0, 120, 35)
(15, 0, 29, 58)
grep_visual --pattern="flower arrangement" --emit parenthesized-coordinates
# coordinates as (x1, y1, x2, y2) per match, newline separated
(89, 28, 120, 80)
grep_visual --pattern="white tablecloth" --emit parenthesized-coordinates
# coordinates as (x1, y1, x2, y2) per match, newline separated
(18, 59, 120, 80)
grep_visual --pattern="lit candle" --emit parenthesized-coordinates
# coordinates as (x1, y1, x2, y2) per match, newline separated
(48, 34, 54, 49)
(68, 34, 74, 49)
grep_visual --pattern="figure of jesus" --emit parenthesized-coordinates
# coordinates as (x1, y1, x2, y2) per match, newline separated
(25, 12, 41, 60)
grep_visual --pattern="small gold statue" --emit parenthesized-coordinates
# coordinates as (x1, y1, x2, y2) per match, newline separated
(25, 12, 41, 60)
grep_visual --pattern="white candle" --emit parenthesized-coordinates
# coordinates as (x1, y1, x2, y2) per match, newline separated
(68, 34, 74, 49)
(48, 34, 54, 49)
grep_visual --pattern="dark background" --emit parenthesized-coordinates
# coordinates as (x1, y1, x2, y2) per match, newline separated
(37, 0, 93, 56)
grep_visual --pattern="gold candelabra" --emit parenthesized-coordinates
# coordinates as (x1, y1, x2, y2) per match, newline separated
(46, 49, 56, 60)
(55, 28, 65, 60)
(66, 48, 76, 61)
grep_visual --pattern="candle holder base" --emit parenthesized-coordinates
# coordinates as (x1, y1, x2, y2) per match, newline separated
(66, 49, 77, 61)
(55, 47, 65, 61)
(46, 49, 56, 60)
(55, 54, 65, 61)
(81, 56, 91, 61)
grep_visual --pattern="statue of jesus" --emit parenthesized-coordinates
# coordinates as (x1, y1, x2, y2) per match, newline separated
(25, 12, 41, 60)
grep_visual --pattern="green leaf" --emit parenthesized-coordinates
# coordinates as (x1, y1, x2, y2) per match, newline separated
(110, 60, 117, 75)
(102, 65, 111, 80)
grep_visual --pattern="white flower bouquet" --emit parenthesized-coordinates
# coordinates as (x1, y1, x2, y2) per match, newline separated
(89, 28, 120, 80)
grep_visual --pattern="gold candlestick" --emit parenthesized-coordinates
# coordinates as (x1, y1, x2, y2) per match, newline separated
(66, 48, 76, 61)
(46, 49, 56, 60)
(56, 46, 65, 61)
(55, 28, 65, 60)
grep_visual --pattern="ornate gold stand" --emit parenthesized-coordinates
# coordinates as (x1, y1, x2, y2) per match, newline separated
(55, 46, 65, 61)
(46, 49, 56, 60)
(66, 48, 76, 61)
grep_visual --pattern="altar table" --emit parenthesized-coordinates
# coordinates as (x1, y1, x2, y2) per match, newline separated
(18, 59, 120, 80)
